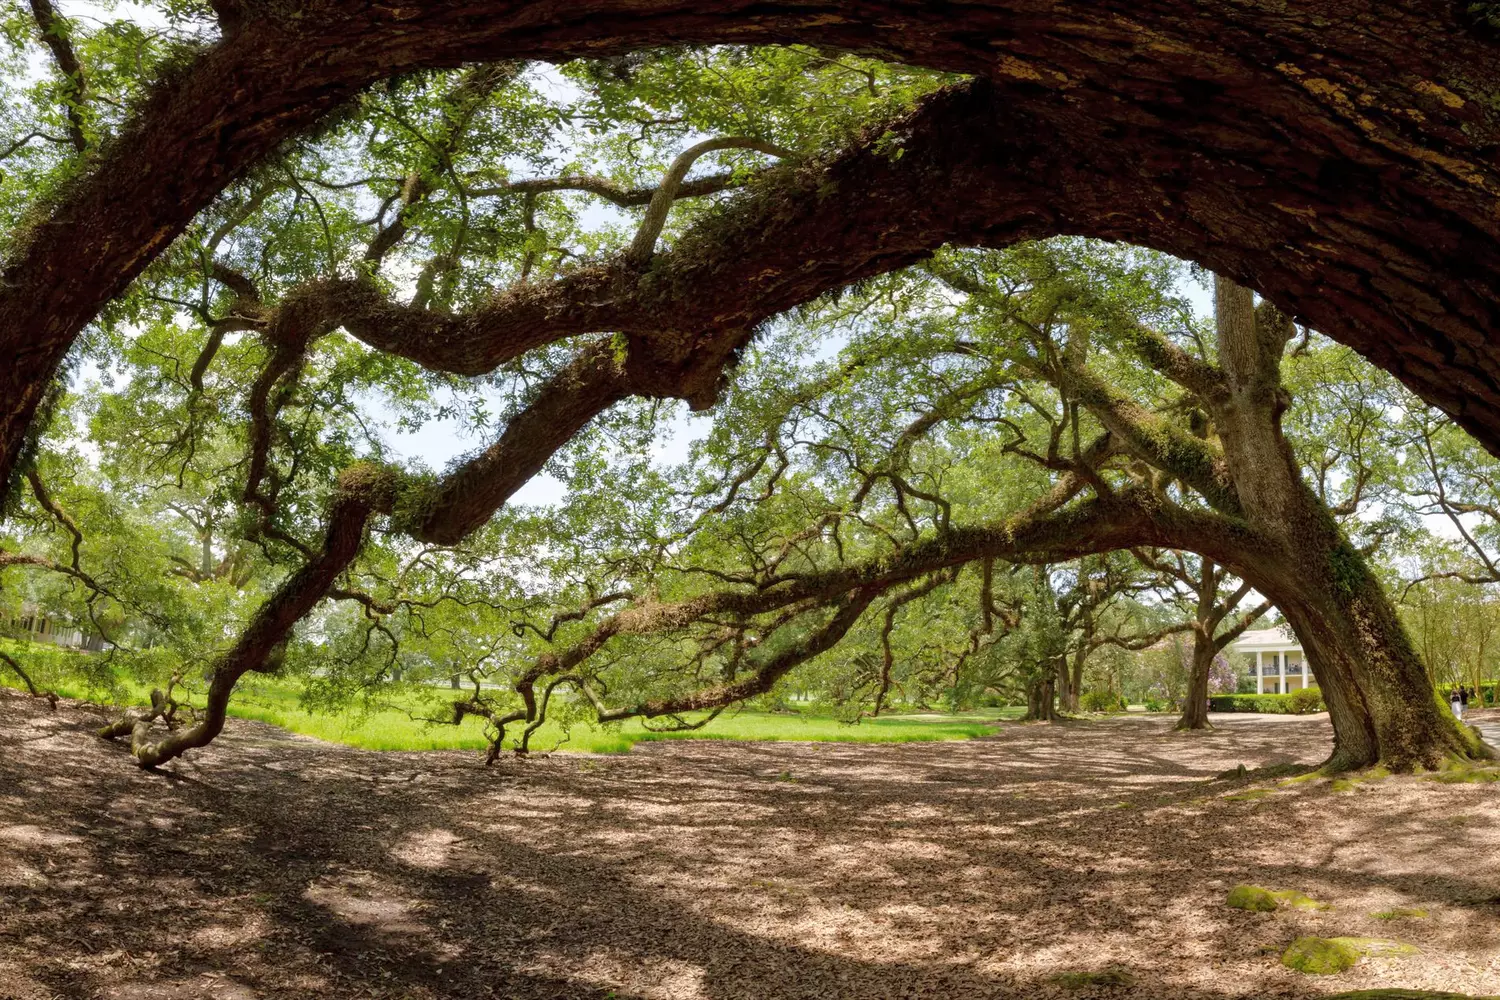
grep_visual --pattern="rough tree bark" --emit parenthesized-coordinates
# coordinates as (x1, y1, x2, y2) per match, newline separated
(1024, 676, 1058, 723)
(1170, 279, 1477, 767)
(6, 2, 1500, 504)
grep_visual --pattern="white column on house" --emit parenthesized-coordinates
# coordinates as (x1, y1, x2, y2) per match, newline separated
(1256, 650, 1264, 695)
(1278, 649, 1286, 694)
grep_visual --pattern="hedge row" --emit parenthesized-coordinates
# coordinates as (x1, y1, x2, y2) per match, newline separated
(1209, 687, 1325, 715)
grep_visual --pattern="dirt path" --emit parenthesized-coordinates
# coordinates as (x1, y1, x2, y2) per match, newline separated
(1, 694, 1497, 1000)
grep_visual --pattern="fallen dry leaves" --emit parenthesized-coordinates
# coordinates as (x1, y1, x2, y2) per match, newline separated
(0, 692, 1496, 999)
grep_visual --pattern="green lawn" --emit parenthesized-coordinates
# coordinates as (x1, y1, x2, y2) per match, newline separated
(1, 648, 1020, 753)
(185, 678, 1022, 753)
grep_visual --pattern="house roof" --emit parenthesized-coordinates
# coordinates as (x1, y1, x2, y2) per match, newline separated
(1225, 627, 1303, 652)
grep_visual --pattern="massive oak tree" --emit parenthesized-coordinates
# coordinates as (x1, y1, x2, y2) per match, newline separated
(4, 0, 1500, 500)
(0, 5, 1496, 773)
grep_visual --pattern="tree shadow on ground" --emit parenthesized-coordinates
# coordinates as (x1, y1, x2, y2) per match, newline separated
(1, 693, 1497, 999)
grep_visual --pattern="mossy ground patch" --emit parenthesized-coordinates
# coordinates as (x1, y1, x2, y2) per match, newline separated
(1281, 937, 1418, 975)
(1226, 884, 1330, 912)
(1370, 907, 1428, 920)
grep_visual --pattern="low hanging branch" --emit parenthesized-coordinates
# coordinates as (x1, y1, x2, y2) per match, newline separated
(97, 306, 755, 764)
(0, 649, 57, 708)
(434, 484, 1282, 763)
(455, 586, 880, 763)
(104, 465, 402, 767)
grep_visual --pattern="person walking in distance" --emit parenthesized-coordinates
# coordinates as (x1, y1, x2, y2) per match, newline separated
(1451, 686, 1464, 721)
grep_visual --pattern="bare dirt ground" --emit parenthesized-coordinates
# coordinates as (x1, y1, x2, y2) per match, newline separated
(1, 693, 1498, 1000)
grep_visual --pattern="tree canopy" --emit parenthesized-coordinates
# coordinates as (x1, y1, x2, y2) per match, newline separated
(4, 2, 1500, 490)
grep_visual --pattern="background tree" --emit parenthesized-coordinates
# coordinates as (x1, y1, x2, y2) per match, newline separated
(209, 239, 1485, 771)
(1131, 550, 1269, 730)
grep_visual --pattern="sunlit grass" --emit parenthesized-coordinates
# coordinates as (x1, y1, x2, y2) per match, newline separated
(1, 646, 1020, 753)
(225, 690, 1018, 754)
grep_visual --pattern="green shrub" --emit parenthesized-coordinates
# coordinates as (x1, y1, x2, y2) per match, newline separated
(1286, 686, 1324, 714)
(0, 639, 114, 696)
(1209, 687, 1325, 714)
(1143, 696, 1166, 713)
(1080, 689, 1126, 713)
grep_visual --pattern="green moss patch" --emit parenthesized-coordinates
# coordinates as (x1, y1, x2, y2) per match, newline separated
(1283, 937, 1361, 974)
(1228, 885, 1279, 912)
(1281, 937, 1418, 975)
(1224, 789, 1272, 802)
(1226, 885, 1329, 912)
(1370, 907, 1429, 921)
(1279, 771, 1325, 787)
(1214, 761, 1311, 782)
(1292, 765, 1393, 794)
(1275, 890, 1332, 911)
(1048, 970, 1136, 988)
(1426, 763, 1500, 784)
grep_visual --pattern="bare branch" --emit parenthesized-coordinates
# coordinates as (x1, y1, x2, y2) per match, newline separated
(468, 169, 748, 207)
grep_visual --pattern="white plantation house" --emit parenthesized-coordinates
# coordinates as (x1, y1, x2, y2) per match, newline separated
(2, 603, 106, 652)
(1225, 627, 1310, 695)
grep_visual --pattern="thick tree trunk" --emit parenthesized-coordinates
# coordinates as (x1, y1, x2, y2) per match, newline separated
(1061, 652, 1083, 713)
(1254, 540, 1484, 771)
(1024, 675, 1057, 722)
(1208, 279, 1480, 770)
(1176, 637, 1213, 731)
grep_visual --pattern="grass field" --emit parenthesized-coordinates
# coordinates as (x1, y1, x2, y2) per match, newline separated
(224, 678, 1020, 753)
(1, 646, 1020, 753)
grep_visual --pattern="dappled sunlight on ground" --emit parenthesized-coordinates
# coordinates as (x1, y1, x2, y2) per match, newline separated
(0, 692, 1497, 999)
